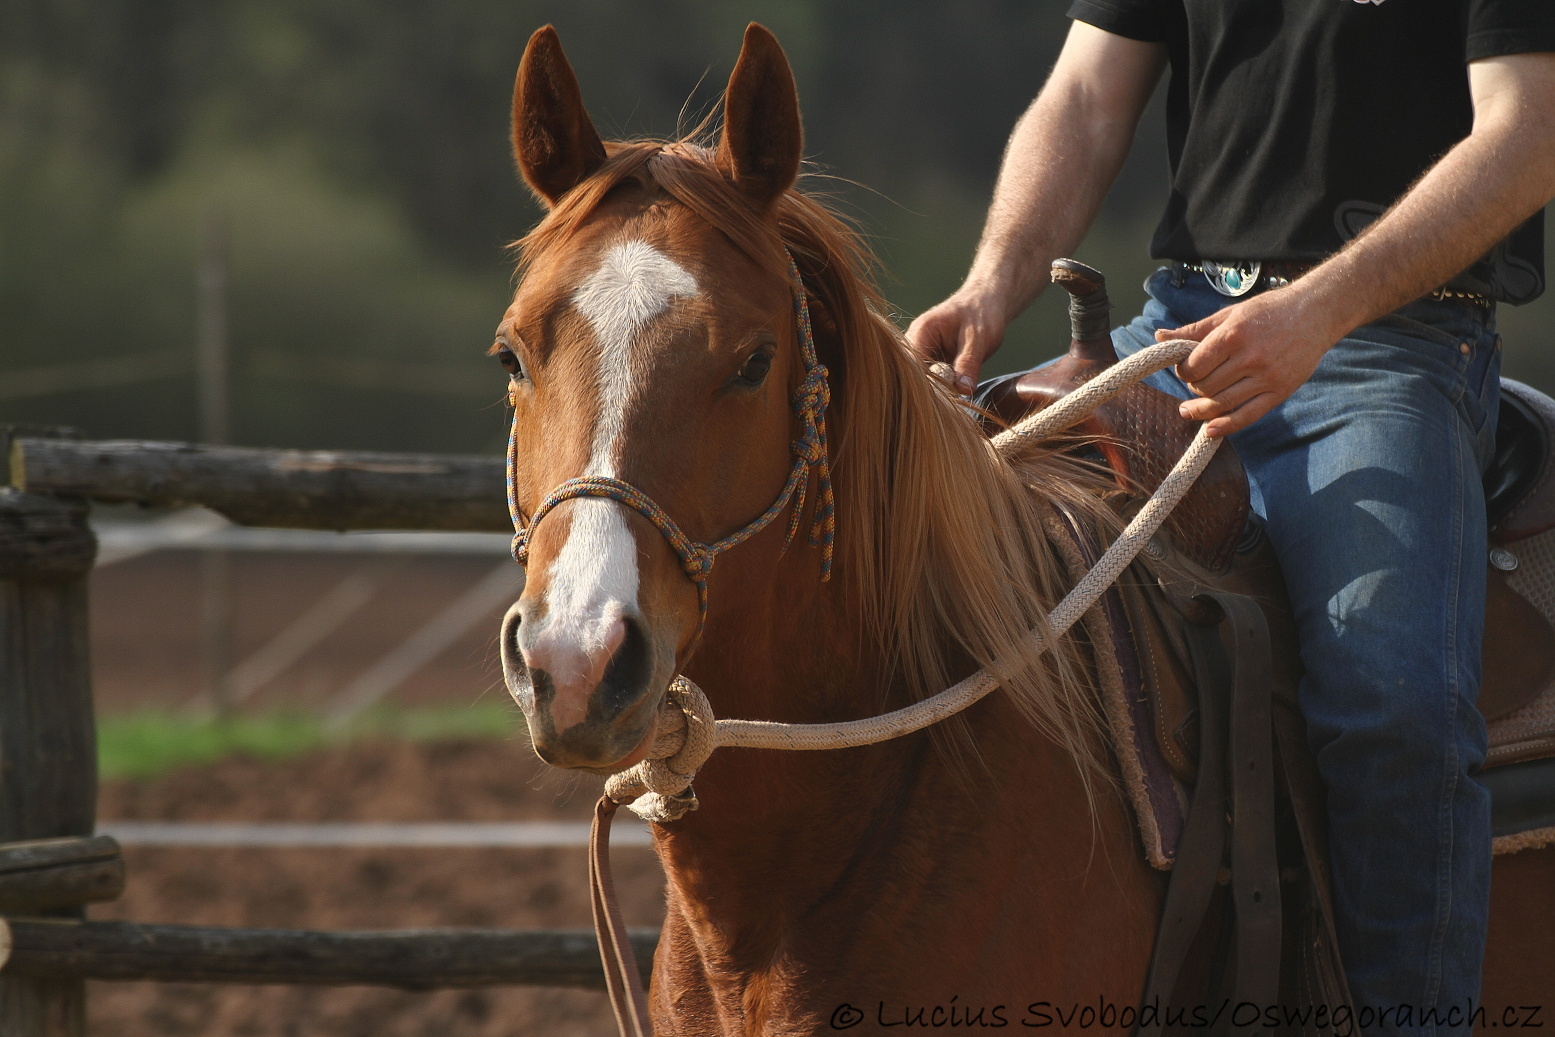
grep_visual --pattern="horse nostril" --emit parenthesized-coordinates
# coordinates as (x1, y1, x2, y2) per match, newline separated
(599, 616, 626, 666)
(527, 666, 556, 708)
(520, 614, 643, 732)
(506, 617, 522, 662)
(499, 601, 535, 714)
(597, 617, 653, 713)
(514, 611, 658, 738)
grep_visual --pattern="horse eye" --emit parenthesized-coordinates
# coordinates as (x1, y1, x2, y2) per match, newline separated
(497, 345, 527, 381)
(735, 348, 773, 387)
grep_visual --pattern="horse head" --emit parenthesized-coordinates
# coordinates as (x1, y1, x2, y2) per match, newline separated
(496, 24, 816, 773)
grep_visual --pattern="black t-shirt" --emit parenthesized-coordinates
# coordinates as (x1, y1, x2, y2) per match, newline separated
(1068, 0, 1555, 303)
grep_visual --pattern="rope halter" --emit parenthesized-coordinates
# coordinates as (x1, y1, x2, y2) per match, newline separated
(506, 251, 836, 649)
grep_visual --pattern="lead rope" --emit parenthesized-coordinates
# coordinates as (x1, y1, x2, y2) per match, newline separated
(588, 338, 1216, 1034)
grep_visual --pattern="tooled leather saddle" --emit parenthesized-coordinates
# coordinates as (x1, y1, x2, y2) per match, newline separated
(981, 260, 1555, 1033)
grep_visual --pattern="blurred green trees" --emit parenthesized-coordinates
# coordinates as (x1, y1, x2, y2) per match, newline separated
(3, 0, 1549, 452)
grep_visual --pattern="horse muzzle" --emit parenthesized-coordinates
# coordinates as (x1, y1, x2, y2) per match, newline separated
(500, 599, 670, 772)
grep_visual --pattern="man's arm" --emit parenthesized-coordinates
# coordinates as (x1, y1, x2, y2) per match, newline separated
(1170, 52, 1555, 437)
(905, 23, 1167, 393)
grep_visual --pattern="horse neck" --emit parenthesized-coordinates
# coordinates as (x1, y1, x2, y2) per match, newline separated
(665, 502, 1099, 918)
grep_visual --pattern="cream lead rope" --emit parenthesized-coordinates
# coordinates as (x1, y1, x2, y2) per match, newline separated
(605, 338, 1217, 823)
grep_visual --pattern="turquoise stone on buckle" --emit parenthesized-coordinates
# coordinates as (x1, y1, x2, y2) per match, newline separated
(1200, 260, 1262, 298)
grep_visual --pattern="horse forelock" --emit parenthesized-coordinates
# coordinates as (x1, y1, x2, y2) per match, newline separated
(510, 135, 1120, 785)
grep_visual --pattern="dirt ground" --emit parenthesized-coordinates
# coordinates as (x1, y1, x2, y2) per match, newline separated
(82, 548, 670, 1034)
(91, 739, 668, 1037)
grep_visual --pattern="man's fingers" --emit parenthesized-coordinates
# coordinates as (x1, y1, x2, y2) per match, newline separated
(1156, 310, 1226, 345)
(904, 313, 951, 363)
(1181, 348, 1256, 399)
(920, 319, 978, 393)
(927, 360, 973, 396)
(1178, 375, 1260, 421)
(1157, 323, 1201, 343)
(1175, 328, 1239, 384)
(1204, 392, 1280, 437)
(1179, 385, 1281, 438)
(906, 301, 1000, 394)
(906, 306, 968, 364)
(950, 323, 982, 395)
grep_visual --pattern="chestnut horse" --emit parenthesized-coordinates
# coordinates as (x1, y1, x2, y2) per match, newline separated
(495, 23, 1555, 1034)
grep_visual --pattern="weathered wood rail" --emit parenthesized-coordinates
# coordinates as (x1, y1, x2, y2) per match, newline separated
(9, 437, 508, 532)
(0, 921, 656, 990)
(0, 435, 660, 1036)
(0, 838, 124, 915)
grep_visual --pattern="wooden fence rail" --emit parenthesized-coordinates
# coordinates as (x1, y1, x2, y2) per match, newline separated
(0, 838, 124, 915)
(0, 438, 662, 1036)
(0, 921, 657, 990)
(9, 437, 509, 532)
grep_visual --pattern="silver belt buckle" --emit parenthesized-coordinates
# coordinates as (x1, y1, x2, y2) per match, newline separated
(1202, 260, 1262, 297)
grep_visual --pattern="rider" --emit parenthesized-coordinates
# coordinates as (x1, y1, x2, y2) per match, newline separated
(906, 2, 1555, 1030)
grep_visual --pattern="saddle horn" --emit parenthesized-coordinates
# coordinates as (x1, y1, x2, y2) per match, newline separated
(1051, 258, 1115, 365)
(977, 258, 1119, 426)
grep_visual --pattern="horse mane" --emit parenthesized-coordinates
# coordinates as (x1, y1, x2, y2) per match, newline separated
(515, 138, 1122, 782)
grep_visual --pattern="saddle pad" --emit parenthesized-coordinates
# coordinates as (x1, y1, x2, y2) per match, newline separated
(1041, 505, 1185, 870)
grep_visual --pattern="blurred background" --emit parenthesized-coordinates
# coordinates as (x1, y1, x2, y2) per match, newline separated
(3, 4, 1551, 1034)
(11, 0, 1547, 454)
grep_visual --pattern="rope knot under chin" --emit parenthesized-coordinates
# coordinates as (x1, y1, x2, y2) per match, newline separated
(604, 677, 717, 824)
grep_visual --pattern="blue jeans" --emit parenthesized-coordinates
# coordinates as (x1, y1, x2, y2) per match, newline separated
(1014, 267, 1500, 1033)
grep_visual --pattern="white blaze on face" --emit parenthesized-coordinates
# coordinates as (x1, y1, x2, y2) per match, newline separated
(572, 240, 700, 478)
(537, 241, 699, 670)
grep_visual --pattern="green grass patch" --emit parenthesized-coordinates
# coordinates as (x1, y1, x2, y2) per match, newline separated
(97, 701, 522, 780)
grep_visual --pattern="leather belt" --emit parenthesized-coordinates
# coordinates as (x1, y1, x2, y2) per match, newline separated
(1171, 260, 1313, 297)
(1171, 259, 1492, 309)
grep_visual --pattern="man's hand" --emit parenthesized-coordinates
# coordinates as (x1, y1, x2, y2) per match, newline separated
(904, 24, 1167, 397)
(1158, 285, 1342, 438)
(905, 289, 1008, 395)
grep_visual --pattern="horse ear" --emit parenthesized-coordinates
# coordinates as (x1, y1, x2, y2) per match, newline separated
(716, 23, 803, 210)
(512, 26, 607, 207)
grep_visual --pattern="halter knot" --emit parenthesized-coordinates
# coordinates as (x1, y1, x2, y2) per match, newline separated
(793, 364, 830, 415)
(681, 546, 715, 581)
(789, 435, 823, 465)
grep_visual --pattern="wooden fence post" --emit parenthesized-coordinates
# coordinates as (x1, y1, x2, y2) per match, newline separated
(0, 488, 98, 1037)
